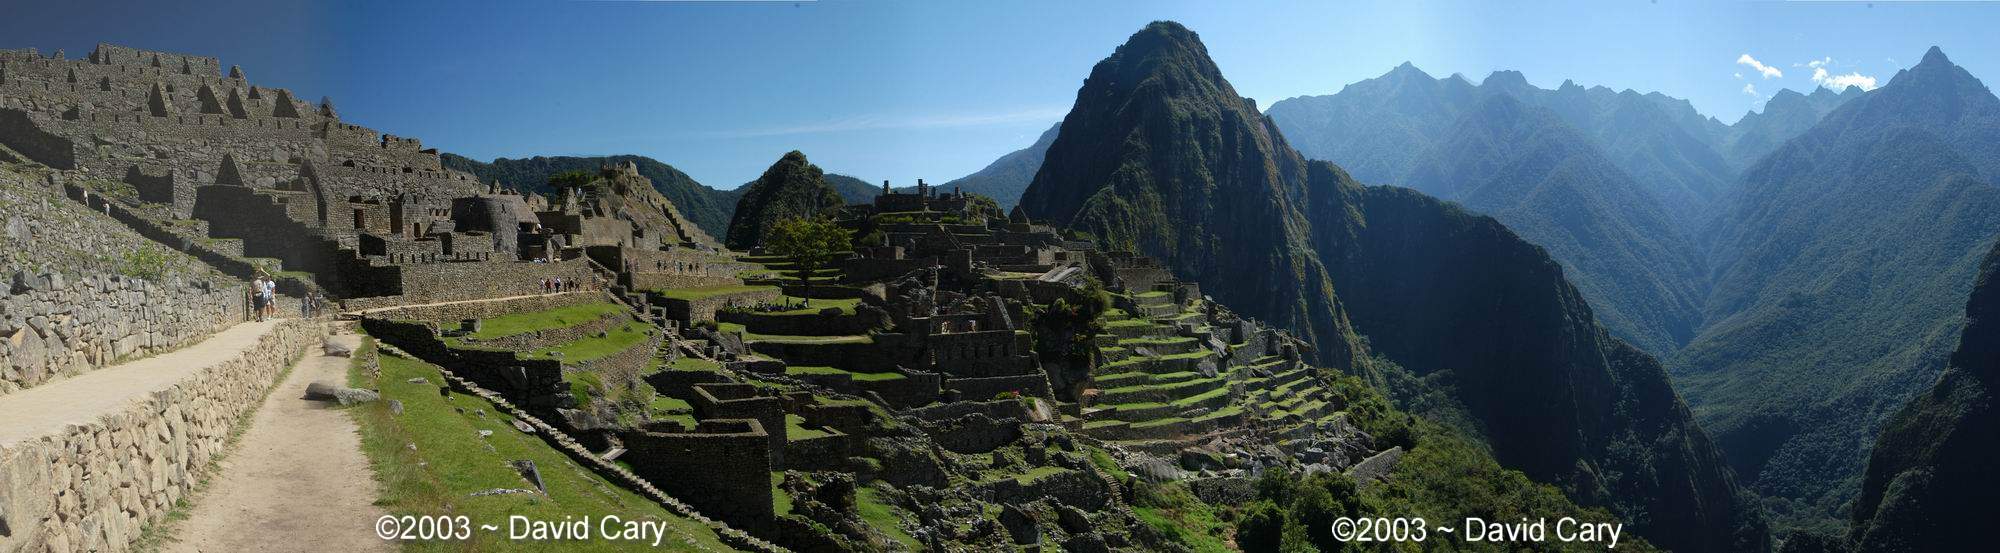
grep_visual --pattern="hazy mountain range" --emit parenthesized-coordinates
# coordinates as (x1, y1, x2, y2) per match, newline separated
(1019, 22, 1767, 551)
(1256, 46, 2000, 537)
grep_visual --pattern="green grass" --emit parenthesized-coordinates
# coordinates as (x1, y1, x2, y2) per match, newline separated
(1105, 318, 1155, 329)
(785, 365, 906, 381)
(771, 472, 793, 516)
(649, 284, 777, 301)
(1130, 482, 1232, 553)
(349, 341, 730, 551)
(666, 356, 720, 372)
(855, 486, 920, 549)
(1086, 446, 1132, 481)
(650, 395, 691, 412)
(716, 322, 873, 344)
(524, 321, 654, 363)
(463, 302, 626, 340)
(786, 414, 833, 440)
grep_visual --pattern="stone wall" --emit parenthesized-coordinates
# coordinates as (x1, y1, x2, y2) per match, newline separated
(948, 373, 1053, 401)
(360, 318, 569, 409)
(650, 287, 780, 325)
(1, 166, 245, 396)
(621, 420, 775, 532)
(714, 309, 876, 337)
(456, 311, 620, 352)
(350, 291, 603, 324)
(0, 319, 321, 553)
(690, 383, 787, 467)
(568, 331, 660, 390)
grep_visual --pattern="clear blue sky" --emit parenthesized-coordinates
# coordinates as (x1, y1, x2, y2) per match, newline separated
(6, 1, 1998, 189)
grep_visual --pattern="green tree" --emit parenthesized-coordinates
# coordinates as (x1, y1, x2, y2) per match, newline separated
(765, 217, 851, 304)
(547, 169, 594, 191)
(1236, 501, 1286, 553)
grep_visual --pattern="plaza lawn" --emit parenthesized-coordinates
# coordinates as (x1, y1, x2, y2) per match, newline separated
(464, 302, 626, 340)
(347, 339, 730, 552)
(524, 321, 654, 363)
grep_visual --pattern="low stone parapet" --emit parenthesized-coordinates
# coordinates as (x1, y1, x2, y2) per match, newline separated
(0, 319, 321, 553)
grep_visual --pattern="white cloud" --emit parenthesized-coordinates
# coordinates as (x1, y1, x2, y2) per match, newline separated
(1738, 54, 1783, 78)
(1743, 83, 1759, 96)
(1799, 56, 1879, 91)
(1813, 68, 1878, 91)
(1733, 72, 1744, 79)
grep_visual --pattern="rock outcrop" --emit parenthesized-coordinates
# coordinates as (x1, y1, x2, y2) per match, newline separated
(1849, 240, 2000, 552)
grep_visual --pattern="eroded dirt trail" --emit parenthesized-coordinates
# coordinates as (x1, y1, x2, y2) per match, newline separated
(161, 331, 390, 553)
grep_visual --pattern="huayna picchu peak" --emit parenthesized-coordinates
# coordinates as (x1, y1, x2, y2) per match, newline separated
(1024, 20, 1767, 552)
(6, 5, 2000, 552)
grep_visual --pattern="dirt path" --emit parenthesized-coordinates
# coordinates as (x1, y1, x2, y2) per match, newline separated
(160, 330, 390, 553)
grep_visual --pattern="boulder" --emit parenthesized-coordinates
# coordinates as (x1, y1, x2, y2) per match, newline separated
(304, 381, 379, 405)
(332, 387, 379, 406)
(999, 504, 1039, 545)
(322, 340, 353, 357)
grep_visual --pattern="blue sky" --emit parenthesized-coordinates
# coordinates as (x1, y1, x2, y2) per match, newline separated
(5, 0, 1998, 189)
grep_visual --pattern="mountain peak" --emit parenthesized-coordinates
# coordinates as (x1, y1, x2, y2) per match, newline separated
(1385, 61, 1432, 80)
(1483, 70, 1531, 89)
(1922, 45, 1950, 66)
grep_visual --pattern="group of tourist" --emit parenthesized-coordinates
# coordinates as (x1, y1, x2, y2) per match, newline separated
(249, 274, 278, 322)
(541, 277, 586, 294)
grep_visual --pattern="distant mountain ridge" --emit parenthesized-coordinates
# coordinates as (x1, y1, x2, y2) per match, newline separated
(933, 123, 1060, 210)
(1681, 46, 2000, 526)
(442, 153, 738, 238)
(1021, 21, 1768, 552)
(441, 153, 884, 239)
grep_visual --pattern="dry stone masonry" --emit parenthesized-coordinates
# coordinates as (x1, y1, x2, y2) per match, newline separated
(0, 319, 321, 553)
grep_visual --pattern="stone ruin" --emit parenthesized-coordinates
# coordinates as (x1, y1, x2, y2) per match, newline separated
(0, 44, 723, 309)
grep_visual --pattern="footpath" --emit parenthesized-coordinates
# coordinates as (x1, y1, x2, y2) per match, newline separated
(158, 331, 388, 553)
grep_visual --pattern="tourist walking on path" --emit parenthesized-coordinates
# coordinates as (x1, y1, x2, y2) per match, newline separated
(250, 275, 268, 322)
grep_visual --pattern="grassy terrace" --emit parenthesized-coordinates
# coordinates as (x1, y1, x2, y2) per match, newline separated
(716, 321, 873, 344)
(522, 320, 656, 363)
(648, 283, 777, 301)
(856, 487, 921, 549)
(747, 296, 861, 315)
(1098, 349, 1215, 372)
(786, 365, 906, 381)
(350, 341, 730, 551)
(1119, 336, 1197, 347)
(786, 414, 834, 440)
(1105, 318, 1155, 329)
(460, 302, 627, 341)
(666, 356, 721, 372)
(983, 465, 1070, 486)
